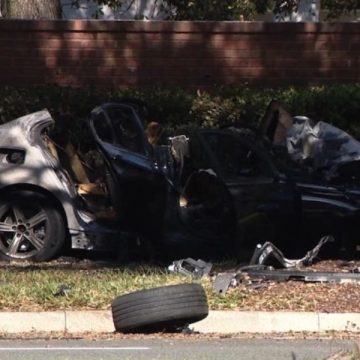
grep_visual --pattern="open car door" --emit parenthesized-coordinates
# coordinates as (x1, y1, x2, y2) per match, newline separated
(89, 103, 167, 233)
(257, 100, 293, 145)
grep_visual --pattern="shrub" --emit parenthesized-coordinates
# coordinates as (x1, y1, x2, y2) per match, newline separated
(1, 84, 360, 151)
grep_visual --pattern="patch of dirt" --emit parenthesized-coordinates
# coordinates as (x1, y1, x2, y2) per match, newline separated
(0, 257, 121, 271)
(225, 260, 360, 312)
(228, 282, 360, 312)
(308, 260, 360, 273)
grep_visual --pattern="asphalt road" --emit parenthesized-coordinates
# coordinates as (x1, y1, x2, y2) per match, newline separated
(0, 339, 356, 360)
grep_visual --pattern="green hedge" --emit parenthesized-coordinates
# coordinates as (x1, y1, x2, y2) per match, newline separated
(1, 84, 360, 151)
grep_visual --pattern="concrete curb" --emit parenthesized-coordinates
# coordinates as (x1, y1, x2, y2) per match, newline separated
(1, 311, 360, 334)
(193, 311, 360, 333)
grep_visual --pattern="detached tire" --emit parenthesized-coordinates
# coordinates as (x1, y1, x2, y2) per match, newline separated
(111, 283, 208, 333)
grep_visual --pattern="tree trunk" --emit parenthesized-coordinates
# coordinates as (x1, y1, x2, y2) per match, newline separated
(1, 0, 61, 19)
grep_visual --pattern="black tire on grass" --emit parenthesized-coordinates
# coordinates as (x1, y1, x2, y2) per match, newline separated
(111, 283, 208, 333)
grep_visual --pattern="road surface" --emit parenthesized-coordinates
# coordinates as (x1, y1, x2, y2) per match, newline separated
(0, 338, 356, 360)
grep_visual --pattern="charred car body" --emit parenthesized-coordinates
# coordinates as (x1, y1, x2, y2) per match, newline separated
(0, 100, 359, 261)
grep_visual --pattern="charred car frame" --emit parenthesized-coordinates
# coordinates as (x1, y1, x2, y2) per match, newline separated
(0, 100, 359, 261)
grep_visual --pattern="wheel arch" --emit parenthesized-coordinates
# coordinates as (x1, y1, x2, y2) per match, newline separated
(0, 183, 69, 232)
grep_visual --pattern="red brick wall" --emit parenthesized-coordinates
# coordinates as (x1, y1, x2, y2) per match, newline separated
(0, 20, 359, 88)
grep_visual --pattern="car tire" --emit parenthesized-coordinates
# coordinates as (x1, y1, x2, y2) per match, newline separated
(0, 190, 65, 261)
(111, 283, 209, 333)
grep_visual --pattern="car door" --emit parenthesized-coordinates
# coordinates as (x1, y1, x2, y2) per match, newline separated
(196, 129, 299, 248)
(89, 103, 167, 233)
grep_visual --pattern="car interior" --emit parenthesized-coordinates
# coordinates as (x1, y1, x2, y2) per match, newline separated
(41, 105, 236, 244)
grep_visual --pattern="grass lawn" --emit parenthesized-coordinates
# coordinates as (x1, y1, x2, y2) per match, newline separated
(1, 259, 360, 313)
(0, 261, 241, 311)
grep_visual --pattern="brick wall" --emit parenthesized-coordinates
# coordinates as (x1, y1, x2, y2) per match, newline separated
(0, 20, 359, 88)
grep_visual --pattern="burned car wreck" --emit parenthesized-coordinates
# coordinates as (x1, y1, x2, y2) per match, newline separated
(0, 100, 360, 261)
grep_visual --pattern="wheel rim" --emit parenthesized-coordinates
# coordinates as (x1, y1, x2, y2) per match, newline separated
(0, 202, 48, 259)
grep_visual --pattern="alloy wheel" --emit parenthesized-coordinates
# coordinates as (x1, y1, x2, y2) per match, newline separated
(0, 203, 48, 259)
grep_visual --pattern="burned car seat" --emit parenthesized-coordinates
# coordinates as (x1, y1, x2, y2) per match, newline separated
(180, 169, 236, 238)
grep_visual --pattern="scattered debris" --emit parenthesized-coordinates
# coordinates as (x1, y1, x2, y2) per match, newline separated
(213, 272, 238, 295)
(168, 258, 213, 278)
(166, 236, 359, 297)
(53, 284, 72, 297)
(212, 236, 359, 295)
(250, 236, 334, 269)
(245, 269, 360, 284)
(213, 266, 360, 295)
